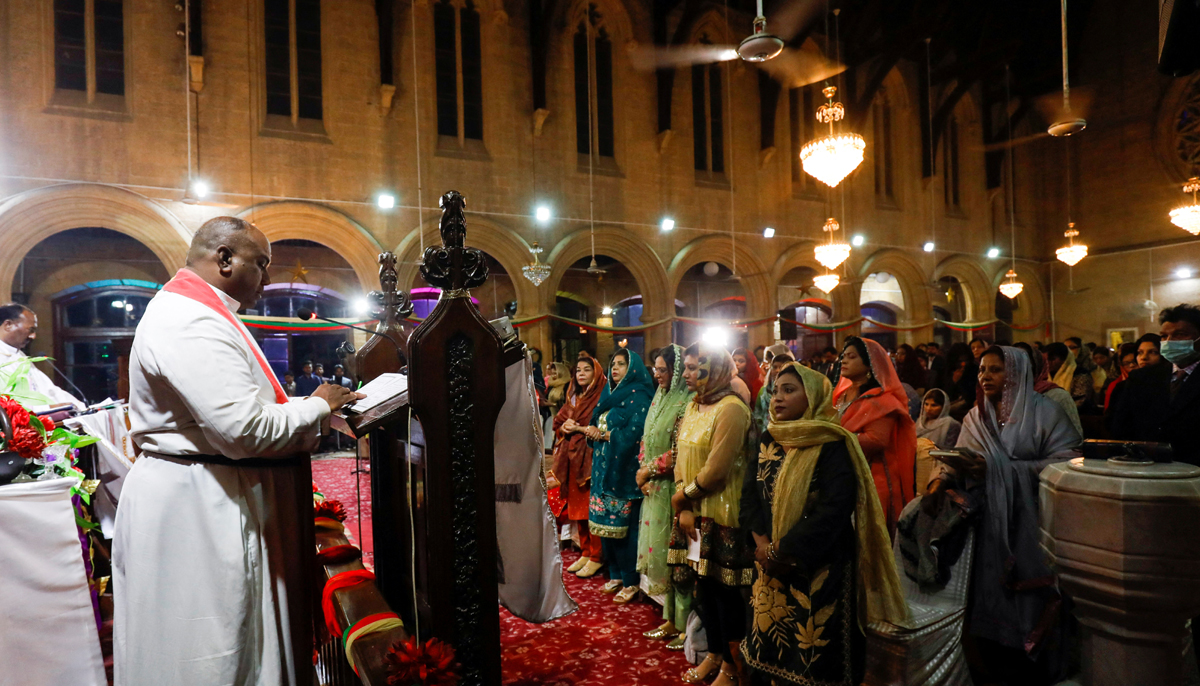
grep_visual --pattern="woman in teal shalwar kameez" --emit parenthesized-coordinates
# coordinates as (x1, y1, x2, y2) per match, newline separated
(587, 349, 655, 603)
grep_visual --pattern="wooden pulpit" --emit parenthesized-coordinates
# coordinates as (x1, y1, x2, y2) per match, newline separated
(326, 191, 506, 686)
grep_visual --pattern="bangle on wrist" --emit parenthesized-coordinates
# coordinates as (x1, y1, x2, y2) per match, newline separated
(683, 479, 709, 500)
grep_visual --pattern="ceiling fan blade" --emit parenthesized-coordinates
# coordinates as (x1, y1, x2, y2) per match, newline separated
(765, 0, 826, 42)
(758, 43, 845, 88)
(626, 44, 740, 71)
(976, 131, 1051, 151)
(1034, 84, 1095, 128)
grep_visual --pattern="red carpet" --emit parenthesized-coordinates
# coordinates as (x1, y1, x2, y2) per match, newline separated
(311, 455, 374, 567)
(312, 457, 696, 684)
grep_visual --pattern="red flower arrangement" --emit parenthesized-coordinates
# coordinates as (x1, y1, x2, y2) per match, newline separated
(0, 395, 49, 459)
(313, 498, 348, 523)
(384, 637, 459, 686)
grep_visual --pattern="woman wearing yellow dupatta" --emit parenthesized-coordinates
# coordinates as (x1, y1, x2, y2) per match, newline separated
(740, 362, 907, 685)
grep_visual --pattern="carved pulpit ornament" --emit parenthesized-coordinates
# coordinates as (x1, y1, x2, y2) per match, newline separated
(406, 190, 505, 686)
(356, 252, 414, 383)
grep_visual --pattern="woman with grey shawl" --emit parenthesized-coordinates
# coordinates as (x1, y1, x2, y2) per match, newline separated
(957, 346, 1081, 682)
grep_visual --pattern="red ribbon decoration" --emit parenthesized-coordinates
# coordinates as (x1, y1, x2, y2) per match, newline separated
(316, 544, 362, 566)
(321, 569, 376, 638)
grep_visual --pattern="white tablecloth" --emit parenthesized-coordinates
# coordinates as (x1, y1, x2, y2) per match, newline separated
(0, 478, 106, 686)
(67, 406, 136, 538)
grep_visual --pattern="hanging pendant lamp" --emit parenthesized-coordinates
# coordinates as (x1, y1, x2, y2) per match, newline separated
(1056, 222, 1088, 266)
(814, 217, 852, 270)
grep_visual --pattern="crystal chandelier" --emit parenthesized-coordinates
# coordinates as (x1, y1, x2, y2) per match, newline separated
(800, 86, 866, 188)
(1056, 222, 1088, 266)
(999, 269, 1024, 299)
(814, 217, 852, 270)
(812, 272, 840, 293)
(1170, 177, 1200, 235)
(521, 242, 551, 286)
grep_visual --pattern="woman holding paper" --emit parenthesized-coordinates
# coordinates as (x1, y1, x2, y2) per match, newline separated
(585, 349, 654, 603)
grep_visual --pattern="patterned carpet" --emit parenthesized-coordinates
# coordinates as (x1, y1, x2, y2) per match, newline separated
(312, 455, 695, 684)
(311, 454, 374, 567)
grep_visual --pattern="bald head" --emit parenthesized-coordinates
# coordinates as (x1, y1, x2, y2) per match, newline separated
(185, 216, 272, 309)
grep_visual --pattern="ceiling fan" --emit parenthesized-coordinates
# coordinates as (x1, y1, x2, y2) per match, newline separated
(627, 0, 843, 88)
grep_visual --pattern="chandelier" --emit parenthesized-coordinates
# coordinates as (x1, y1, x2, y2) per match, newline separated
(814, 217, 851, 270)
(1056, 222, 1088, 266)
(521, 242, 551, 286)
(800, 86, 866, 188)
(1170, 177, 1200, 235)
(812, 272, 840, 293)
(999, 269, 1024, 299)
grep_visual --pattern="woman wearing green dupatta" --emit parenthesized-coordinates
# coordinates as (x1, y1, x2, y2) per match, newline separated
(586, 349, 655, 603)
(634, 344, 695, 643)
(740, 362, 907, 685)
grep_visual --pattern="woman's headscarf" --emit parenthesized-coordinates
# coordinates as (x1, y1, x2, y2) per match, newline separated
(734, 347, 764, 404)
(690, 344, 739, 406)
(552, 355, 607, 487)
(545, 362, 571, 406)
(914, 388, 960, 448)
(895, 344, 927, 391)
(766, 362, 908, 627)
(594, 349, 655, 416)
(590, 349, 655, 498)
(1051, 347, 1078, 391)
(643, 345, 694, 461)
(833, 336, 918, 529)
(1027, 349, 1060, 394)
(958, 346, 1081, 652)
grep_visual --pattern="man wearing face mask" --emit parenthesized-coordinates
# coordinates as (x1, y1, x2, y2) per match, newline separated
(1111, 304, 1200, 464)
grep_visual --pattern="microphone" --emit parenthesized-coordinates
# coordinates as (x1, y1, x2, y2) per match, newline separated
(46, 359, 90, 408)
(296, 307, 404, 357)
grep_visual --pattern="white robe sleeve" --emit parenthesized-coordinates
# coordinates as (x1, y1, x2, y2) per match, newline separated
(137, 319, 329, 460)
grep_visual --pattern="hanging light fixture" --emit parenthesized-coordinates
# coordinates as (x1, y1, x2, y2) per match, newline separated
(1056, 222, 1088, 266)
(999, 269, 1024, 299)
(814, 217, 851, 270)
(998, 65, 1023, 301)
(812, 272, 840, 293)
(522, 242, 551, 286)
(800, 85, 866, 188)
(1170, 177, 1200, 235)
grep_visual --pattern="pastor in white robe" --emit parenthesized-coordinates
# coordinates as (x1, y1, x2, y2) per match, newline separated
(113, 279, 328, 686)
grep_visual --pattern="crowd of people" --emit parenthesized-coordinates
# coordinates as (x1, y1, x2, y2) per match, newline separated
(530, 303, 1200, 685)
(281, 360, 352, 397)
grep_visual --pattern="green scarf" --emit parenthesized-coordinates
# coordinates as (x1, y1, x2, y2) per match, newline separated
(642, 344, 694, 466)
(766, 362, 908, 628)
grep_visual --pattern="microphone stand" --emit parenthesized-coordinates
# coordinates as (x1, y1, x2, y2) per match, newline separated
(296, 308, 405, 358)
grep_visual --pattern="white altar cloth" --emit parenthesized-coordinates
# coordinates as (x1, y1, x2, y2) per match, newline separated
(0, 477, 105, 686)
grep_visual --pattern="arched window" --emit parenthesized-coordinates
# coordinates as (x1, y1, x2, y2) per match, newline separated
(434, 0, 484, 143)
(789, 86, 818, 197)
(574, 7, 615, 160)
(53, 280, 160, 402)
(943, 116, 961, 209)
(873, 93, 895, 204)
(251, 284, 348, 379)
(54, 0, 125, 98)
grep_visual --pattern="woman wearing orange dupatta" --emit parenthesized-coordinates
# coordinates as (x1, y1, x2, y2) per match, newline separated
(551, 355, 607, 577)
(832, 337, 917, 537)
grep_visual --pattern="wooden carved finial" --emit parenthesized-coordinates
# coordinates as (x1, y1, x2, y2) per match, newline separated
(420, 190, 488, 293)
(368, 251, 413, 321)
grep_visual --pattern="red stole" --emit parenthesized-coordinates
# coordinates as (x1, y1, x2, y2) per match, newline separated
(162, 269, 288, 404)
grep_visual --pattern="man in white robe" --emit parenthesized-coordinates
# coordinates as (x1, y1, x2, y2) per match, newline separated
(112, 217, 360, 686)
(0, 303, 86, 409)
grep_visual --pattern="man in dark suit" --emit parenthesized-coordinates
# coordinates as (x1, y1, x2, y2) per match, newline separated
(1111, 304, 1200, 465)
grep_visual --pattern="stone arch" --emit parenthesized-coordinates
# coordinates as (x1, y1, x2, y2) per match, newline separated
(393, 216, 540, 316)
(681, 8, 740, 45)
(934, 254, 994, 323)
(0, 183, 191, 302)
(543, 226, 670, 322)
(238, 201, 383, 293)
(551, 0, 640, 44)
(667, 234, 772, 319)
(770, 241, 854, 317)
(857, 248, 934, 342)
(991, 262, 1048, 331)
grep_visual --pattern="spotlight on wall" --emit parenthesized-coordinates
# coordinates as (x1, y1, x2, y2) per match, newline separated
(987, 247, 1001, 259)
(701, 326, 730, 349)
(535, 205, 552, 223)
(191, 179, 210, 199)
(601, 306, 613, 315)
(851, 234, 865, 247)
(1177, 268, 1194, 279)
(661, 217, 676, 232)
(377, 193, 396, 209)
(763, 227, 775, 238)
(923, 242, 935, 253)
(352, 297, 371, 315)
